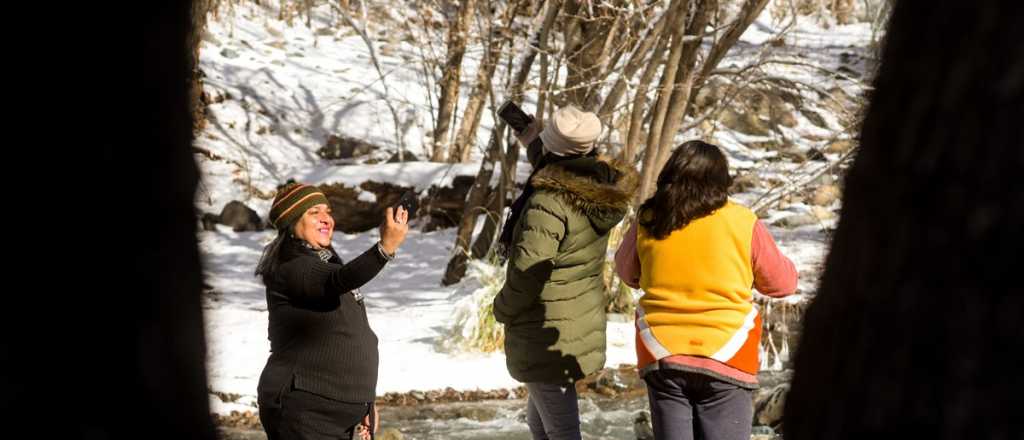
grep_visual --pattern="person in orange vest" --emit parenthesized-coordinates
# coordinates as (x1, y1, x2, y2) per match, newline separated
(615, 140, 798, 440)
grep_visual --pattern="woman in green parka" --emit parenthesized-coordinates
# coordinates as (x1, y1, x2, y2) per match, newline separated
(493, 106, 639, 440)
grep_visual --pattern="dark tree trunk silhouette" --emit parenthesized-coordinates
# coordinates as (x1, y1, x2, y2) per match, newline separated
(68, 1, 216, 438)
(784, 2, 1023, 439)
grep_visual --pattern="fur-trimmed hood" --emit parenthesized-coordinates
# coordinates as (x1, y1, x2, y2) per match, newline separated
(530, 155, 640, 232)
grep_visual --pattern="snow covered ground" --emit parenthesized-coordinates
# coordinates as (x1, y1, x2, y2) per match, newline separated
(202, 226, 642, 414)
(196, 2, 872, 415)
(202, 222, 825, 415)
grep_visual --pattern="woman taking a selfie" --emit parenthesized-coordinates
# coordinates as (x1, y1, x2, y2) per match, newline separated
(616, 141, 797, 440)
(255, 181, 408, 440)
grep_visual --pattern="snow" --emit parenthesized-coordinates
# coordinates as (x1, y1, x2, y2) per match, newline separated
(203, 227, 648, 412)
(196, 1, 871, 414)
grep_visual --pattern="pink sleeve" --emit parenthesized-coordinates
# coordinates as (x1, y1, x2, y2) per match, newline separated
(614, 221, 642, 289)
(751, 220, 798, 297)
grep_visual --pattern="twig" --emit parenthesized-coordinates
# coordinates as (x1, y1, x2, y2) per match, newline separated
(332, 1, 408, 159)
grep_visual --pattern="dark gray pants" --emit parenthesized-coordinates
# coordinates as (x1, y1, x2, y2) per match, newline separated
(524, 382, 582, 440)
(644, 370, 753, 440)
(259, 381, 371, 440)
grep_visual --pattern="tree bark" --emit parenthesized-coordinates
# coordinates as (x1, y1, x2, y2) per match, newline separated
(597, 9, 669, 122)
(442, 0, 561, 285)
(783, 2, 1023, 438)
(431, 0, 479, 162)
(644, 0, 716, 198)
(188, 0, 212, 133)
(687, 0, 771, 111)
(451, 0, 520, 163)
(621, 15, 672, 165)
(637, 0, 693, 201)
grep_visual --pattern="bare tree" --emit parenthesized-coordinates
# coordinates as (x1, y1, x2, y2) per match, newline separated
(784, 1, 1024, 437)
(334, 1, 409, 159)
(188, 0, 213, 133)
(442, 0, 561, 285)
(637, 0, 772, 201)
(431, 0, 480, 162)
(449, 0, 522, 163)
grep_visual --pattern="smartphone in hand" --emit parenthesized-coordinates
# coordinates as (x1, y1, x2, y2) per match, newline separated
(498, 101, 534, 134)
(394, 190, 418, 220)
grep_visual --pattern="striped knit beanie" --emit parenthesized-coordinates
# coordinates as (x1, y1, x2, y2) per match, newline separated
(269, 181, 329, 230)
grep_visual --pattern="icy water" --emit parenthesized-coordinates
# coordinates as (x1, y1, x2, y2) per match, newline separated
(218, 394, 650, 440)
(217, 371, 790, 439)
(379, 394, 649, 439)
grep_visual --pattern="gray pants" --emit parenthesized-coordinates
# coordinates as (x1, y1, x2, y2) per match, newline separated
(525, 382, 582, 440)
(644, 370, 753, 440)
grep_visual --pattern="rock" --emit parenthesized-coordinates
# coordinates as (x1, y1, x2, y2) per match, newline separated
(219, 201, 265, 231)
(783, 194, 806, 206)
(634, 410, 655, 440)
(453, 406, 497, 422)
(826, 139, 856, 154)
(806, 148, 827, 161)
(763, 94, 798, 128)
(731, 173, 764, 193)
(822, 86, 859, 119)
(720, 109, 771, 136)
(749, 140, 783, 151)
(376, 428, 404, 440)
(220, 48, 240, 59)
(778, 149, 807, 163)
(754, 383, 789, 428)
(264, 24, 283, 38)
(201, 213, 220, 231)
(693, 78, 729, 112)
(216, 427, 266, 440)
(201, 30, 221, 46)
(317, 135, 380, 160)
(803, 108, 829, 128)
(320, 183, 382, 233)
(812, 172, 836, 187)
(387, 151, 421, 163)
(421, 175, 476, 231)
(811, 205, 836, 221)
(773, 214, 819, 229)
(777, 110, 799, 128)
(812, 185, 841, 206)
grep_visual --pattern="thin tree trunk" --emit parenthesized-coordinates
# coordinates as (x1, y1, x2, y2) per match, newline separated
(442, 0, 561, 285)
(188, 0, 212, 133)
(637, 0, 691, 201)
(688, 0, 771, 107)
(597, 10, 669, 121)
(621, 17, 672, 165)
(645, 0, 716, 198)
(451, 0, 520, 163)
(431, 0, 479, 162)
(536, 5, 555, 121)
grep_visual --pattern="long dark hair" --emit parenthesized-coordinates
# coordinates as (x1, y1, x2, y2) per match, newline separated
(638, 140, 732, 240)
(254, 225, 293, 278)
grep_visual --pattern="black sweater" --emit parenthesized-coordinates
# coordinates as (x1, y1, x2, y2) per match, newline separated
(257, 238, 389, 404)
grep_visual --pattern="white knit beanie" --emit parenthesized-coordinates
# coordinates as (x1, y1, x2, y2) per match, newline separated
(539, 106, 603, 156)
